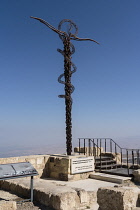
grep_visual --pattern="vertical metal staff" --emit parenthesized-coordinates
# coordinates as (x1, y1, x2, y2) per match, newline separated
(30, 16, 99, 155)
(58, 33, 74, 155)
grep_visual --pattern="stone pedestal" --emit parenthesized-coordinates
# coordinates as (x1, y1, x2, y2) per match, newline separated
(47, 154, 94, 181)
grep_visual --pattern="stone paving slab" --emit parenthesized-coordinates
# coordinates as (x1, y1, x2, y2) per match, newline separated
(89, 172, 132, 184)
(46, 178, 117, 191)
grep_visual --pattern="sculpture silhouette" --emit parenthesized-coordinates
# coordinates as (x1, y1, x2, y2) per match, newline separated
(31, 16, 99, 155)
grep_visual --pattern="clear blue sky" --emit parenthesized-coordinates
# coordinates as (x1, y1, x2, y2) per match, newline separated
(1, 0, 140, 152)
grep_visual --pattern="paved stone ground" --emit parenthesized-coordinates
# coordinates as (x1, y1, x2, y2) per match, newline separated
(45, 177, 117, 192)
(0, 178, 118, 210)
(17, 202, 54, 210)
(1, 178, 138, 210)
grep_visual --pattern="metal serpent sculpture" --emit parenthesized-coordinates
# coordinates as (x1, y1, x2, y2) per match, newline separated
(30, 16, 99, 155)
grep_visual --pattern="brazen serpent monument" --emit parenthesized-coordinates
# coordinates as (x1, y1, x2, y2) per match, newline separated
(31, 16, 99, 155)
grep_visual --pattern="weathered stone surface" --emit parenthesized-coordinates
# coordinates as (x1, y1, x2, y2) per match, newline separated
(0, 201, 17, 210)
(50, 191, 79, 210)
(0, 178, 97, 210)
(74, 188, 96, 205)
(97, 187, 138, 210)
(115, 153, 121, 164)
(90, 172, 131, 184)
(133, 170, 140, 183)
(68, 172, 91, 181)
(47, 155, 94, 181)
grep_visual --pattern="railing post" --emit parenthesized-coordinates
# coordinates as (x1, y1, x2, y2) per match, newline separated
(97, 139, 99, 156)
(93, 139, 95, 157)
(88, 139, 91, 156)
(110, 139, 112, 153)
(99, 139, 102, 171)
(100, 139, 101, 152)
(100, 147, 102, 172)
(84, 139, 85, 155)
(30, 176, 34, 202)
(105, 139, 106, 153)
(127, 150, 129, 176)
(132, 150, 134, 168)
(79, 139, 81, 155)
(137, 150, 139, 166)
(121, 148, 122, 166)
(115, 143, 117, 155)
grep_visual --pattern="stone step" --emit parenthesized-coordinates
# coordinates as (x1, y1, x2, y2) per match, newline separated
(89, 172, 132, 184)
(95, 160, 116, 166)
(95, 164, 121, 169)
(95, 156, 113, 161)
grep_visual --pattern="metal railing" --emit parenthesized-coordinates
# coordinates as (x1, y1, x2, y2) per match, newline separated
(78, 138, 140, 175)
(78, 138, 102, 171)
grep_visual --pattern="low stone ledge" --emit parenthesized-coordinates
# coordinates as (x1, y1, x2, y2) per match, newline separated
(0, 178, 97, 210)
(0, 200, 17, 210)
(97, 186, 138, 210)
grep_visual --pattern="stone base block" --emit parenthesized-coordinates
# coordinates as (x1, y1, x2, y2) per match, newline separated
(48, 155, 94, 181)
(97, 187, 138, 210)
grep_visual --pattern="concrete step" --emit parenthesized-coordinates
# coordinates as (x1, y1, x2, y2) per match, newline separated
(89, 172, 132, 184)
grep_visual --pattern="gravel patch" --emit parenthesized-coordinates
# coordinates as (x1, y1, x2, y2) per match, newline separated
(17, 202, 53, 210)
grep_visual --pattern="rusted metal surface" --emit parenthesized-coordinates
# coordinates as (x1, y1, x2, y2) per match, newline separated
(30, 16, 99, 155)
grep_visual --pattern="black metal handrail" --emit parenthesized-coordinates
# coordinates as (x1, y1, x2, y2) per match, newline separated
(78, 138, 140, 175)
(78, 138, 102, 171)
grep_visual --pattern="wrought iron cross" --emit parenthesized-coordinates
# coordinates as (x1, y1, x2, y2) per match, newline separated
(31, 16, 99, 155)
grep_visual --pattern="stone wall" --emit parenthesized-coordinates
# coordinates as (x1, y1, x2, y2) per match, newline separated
(0, 154, 94, 181)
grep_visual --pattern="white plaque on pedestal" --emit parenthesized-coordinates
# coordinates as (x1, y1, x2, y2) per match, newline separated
(71, 157, 94, 174)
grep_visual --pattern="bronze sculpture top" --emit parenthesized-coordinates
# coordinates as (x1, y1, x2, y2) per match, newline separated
(30, 16, 99, 155)
(30, 16, 99, 44)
